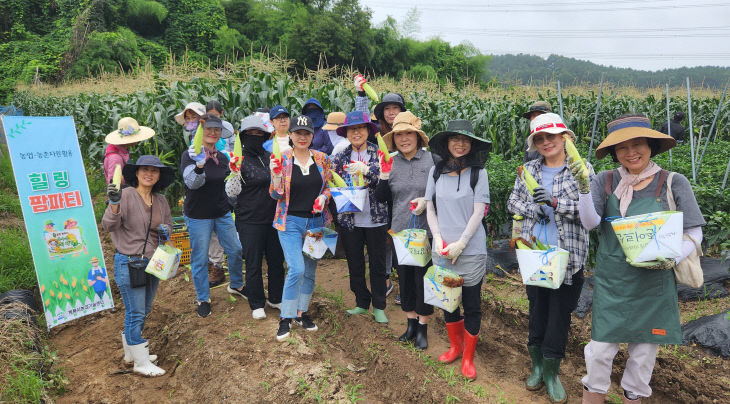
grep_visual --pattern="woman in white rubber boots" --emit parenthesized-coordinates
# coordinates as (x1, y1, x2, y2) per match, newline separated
(103, 155, 174, 377)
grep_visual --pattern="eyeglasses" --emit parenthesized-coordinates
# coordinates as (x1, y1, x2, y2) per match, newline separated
(533, 132, 560, 144)
(204, 127, 222, 134)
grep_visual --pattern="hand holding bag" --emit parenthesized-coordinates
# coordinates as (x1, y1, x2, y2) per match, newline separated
(145, 225, 182, 280)
(666, 172, 704, 288)
(128, 198, 153, 288)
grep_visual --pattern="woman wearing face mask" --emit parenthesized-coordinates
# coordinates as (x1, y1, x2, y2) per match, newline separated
(331, 111, 390, 323)
(507, 113, 594, 403)
(181, 115, 243, 318)
(302, 98, 334, 154)
(225, 115, 286, 320)
(375, 111, 434, 348)
(425, 120, 491, 380)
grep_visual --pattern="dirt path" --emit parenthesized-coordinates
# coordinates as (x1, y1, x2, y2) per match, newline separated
(51, 250, 729, 403)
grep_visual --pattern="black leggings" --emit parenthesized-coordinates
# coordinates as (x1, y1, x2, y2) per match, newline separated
(443, 280, 483, 335)
(397, 264, 434, 316)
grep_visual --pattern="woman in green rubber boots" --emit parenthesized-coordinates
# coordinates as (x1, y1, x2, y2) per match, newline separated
(575, 114, 705, 404)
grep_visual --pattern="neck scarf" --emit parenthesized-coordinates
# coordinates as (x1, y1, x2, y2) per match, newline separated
(204, 147, 219, 165)
(614, 161, 661, 217)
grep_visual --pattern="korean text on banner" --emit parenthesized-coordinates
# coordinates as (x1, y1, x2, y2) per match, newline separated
(2, 116, 114, 328)
(610, 211, 683, 264)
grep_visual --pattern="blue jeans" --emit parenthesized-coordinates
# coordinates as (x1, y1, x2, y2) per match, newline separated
(278, 215, 319, 319)
(184, 213, 243, 302)
(114, 252, 159, 346)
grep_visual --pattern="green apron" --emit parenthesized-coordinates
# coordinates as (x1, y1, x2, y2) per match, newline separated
(591, 170, 681, 344)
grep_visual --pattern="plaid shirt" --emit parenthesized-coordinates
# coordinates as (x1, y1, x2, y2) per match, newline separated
(507, 156, 595, 284)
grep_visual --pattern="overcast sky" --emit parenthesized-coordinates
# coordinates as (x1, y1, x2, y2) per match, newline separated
(361, 0, 730, 71)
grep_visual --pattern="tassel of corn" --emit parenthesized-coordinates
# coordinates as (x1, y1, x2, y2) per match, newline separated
(331, 171, 347, 187)
(564, 135, 589, 177)
(192, 123, 204, 154)
(272, 136, 281, 160)
(362, 82, 379, 102)
(376, 134, 390, 162)
(518, 165, 539, 194)
(112, 164, 122, 188)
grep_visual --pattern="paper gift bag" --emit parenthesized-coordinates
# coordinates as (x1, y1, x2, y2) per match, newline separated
(302, 227, 338, 260)
(145, 244, 182, 280)
(330, 186, 368, 213)
(610, 211, 683, 263)
(423, 264, 463, 312)
(516, 247, 569, 289)
(389, 228, 431, 267)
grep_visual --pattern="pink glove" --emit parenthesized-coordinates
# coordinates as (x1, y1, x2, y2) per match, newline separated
(354, 74, 367, 91)
(312, 195, 327, 214)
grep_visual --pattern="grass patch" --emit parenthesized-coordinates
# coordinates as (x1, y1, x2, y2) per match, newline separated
(0, 227, 35, 294)
(0, 147, 21, 217)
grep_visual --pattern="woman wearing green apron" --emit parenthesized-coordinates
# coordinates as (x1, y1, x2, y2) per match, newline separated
(573, 114, 705, 403)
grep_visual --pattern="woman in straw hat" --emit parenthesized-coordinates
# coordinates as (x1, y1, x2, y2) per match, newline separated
(102, 155, 174, 377)
(425, 119, 491, 380)
(181, 115, 243, 319)
(374, 111, 435, 349)
(331, 111, 391, 324)
(575, 114, 705, 403)
(103, 117, 155, 185)
(507, 113, 594, 403)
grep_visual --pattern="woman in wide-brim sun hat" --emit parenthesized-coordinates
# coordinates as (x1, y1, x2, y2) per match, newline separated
(103, 117, 155, 185)
(576, 113, 704, 403)
(507, 112, 594, 403)
(425, 119, 490, 380)
(374, 111, 434, 349)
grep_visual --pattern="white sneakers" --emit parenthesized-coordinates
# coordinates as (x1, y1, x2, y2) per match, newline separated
(252, 308, 267, 320)
(122, 333, 157, 365)
(129, 343, 165, 377)
(266, 300, 282, 310)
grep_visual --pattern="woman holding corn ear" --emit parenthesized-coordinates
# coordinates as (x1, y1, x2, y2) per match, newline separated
(507, 113, 594, 403)
(270, 115, 333, 341)
(331, 111, 390, 323)
(425, 119, 490, 380)
(375, 111, 434, 349)
(576, 114, 704, 404)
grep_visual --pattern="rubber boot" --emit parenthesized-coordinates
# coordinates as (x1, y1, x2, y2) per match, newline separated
(525, 345, 543, 390)
(582, 386, 606, 404)
(543, 357, 567, 403)
(414, 323, 428, 350)
(461, 330, 478, 380)
(399, 318, 418, 342)
(129, 342, 165, 377)
(122, 332, 157, 366)
(372, 308, 388, 323)
(438, 320, 464, 363)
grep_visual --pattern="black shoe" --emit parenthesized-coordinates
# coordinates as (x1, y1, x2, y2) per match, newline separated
(399, 318, 418, 342)
(385, 280, 395, 297)
(226, 285, 247, 299)
(276, 318, 292, 341)
(414, 323, 428, 350)
(197, 301, 211, 317)
(294, 314, 318, 331)
(394, 293, 401, 305)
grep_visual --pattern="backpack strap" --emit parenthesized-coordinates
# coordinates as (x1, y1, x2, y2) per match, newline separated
(654, 169, 668, 198)
(604, 170, 614, 198)
(470, 166, 479, 192)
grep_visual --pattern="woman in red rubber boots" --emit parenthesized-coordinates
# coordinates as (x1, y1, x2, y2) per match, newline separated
(425, 120, 491, 379)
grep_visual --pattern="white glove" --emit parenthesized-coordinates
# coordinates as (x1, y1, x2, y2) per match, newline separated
(433, 235, 444, 256)
(312, 195, 327, 214)
(188, 145, 206, 168)
(269, 155, 283, 178)
(443, 240, 467, 264)
(410, 197, 426, 215)
(347, 161, 369, 176)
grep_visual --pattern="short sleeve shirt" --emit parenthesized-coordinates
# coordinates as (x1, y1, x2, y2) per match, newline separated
(425, 166, 490, 255)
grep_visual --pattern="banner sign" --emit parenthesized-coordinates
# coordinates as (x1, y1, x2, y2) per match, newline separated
(2, 116, 113, 328)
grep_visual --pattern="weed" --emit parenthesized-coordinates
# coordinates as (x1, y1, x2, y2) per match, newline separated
(446, 394, 462, 403)
(345, 383, 364, 403)
(260, 381, 270, 392)
(227, 331, 242, 341)
(197, 337, 204, 348)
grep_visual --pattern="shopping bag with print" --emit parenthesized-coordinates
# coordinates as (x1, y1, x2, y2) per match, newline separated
(330, 186, 368, 213)
(423, 259, 463, 312)
(302, 217, 338, 260)
(389, 214, 431, 267)
(609, 211, 683, 264)
(145, 244, 182, 280)
(516, 247, 569, 289)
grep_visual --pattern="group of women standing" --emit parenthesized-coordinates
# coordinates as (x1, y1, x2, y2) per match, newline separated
(101, 86, 704, 404)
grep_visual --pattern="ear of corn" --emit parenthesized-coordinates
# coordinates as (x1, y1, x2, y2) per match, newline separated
(362, 83, 379, 102)
(233, 137, 242, 164)
(376, 134, 390, 162)
(331, 171, 347, 187)
(515, 239, 532, 250)
(517, 165, 539, 194)
(272, 136, 281, 160)
(112, 164, 122, 188)
(192, 123, 204, 154)
(564, 135, 589, 177)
